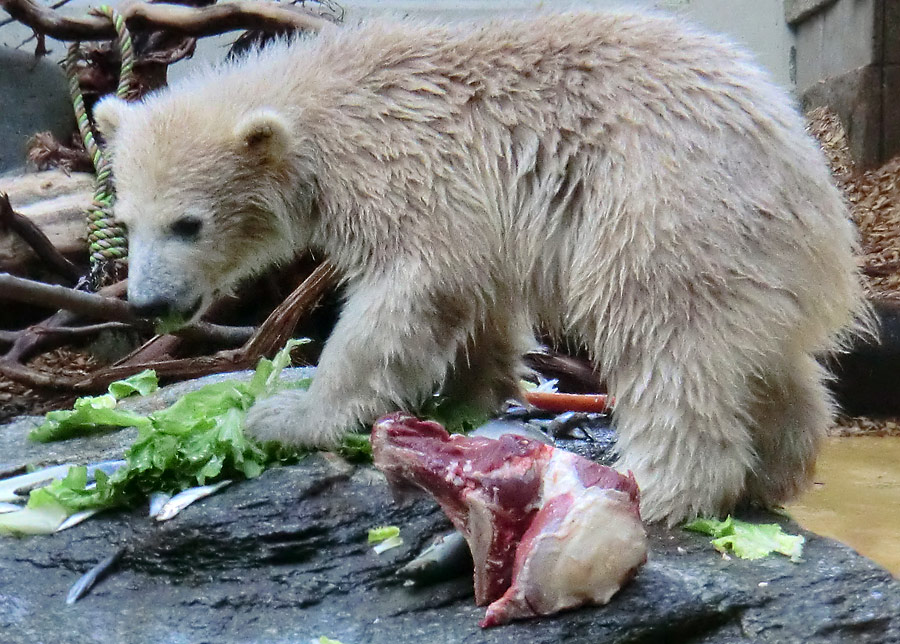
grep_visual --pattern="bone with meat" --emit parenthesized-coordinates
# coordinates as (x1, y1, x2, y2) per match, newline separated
(371, 413, 648, 627)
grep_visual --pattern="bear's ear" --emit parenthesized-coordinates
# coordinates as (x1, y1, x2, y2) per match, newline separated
(92, 96, 132, 144)
(234, 109, 291, 162)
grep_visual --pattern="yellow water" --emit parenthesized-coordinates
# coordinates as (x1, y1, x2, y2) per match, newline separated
(788, 436, 900, 577)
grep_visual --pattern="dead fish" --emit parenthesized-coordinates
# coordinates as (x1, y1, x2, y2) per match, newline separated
(472, 419, 554, 445)
(155, 480, 232, 522)
(56, 509, 102, 532)
(66, 548, 125, 605)
(397, 530, 472, 584)
(0, 464, 74, 502)
(0, 502, 22, 514)
(148, 491, 173, 518)
(0, 460, 126, 503)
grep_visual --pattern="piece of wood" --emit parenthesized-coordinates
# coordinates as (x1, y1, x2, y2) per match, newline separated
(0, 192, 80, 283)
(0, 171, 92, 271)
(0, 0, 330, 41)
(0, 170, 93, 205)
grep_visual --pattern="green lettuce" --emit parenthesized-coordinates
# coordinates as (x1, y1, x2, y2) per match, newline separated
(29, 369, 159, 443)
(684, 516, 805, 562)
(368, 525, 400, 544)
(15, 341, 331, 518)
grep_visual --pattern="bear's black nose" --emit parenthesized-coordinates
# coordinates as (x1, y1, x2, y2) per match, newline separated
(130, 296, 174, 319)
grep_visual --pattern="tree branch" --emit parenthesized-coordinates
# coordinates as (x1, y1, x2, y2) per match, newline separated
(0, 0, 330, 41)
(0, 272, 135, 321)
(0, 273, 256, 355)
(0, 192, 81, 284)
(0, 262, 338, 392)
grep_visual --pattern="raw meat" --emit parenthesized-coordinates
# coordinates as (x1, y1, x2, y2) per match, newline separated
(371, 413, 648, 627)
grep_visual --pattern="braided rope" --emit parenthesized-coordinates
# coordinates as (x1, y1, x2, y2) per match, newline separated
(66, 5, 136, 289)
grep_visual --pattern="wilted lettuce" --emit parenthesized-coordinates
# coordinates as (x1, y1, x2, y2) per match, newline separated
(15, 340, 336, 517)
(683, 516, 805, 562)
(28, 370, 159, 443)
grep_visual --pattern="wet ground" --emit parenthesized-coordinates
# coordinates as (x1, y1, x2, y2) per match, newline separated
(789, 436, 900, 577)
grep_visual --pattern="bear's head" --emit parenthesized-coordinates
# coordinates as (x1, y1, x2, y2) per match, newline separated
(93, 94, 316, 324)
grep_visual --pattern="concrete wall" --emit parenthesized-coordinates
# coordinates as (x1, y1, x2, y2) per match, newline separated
(341, 1, 797, 89)
(0, 1, 798, 89)
(793, 0, 878, 91)
(670, 0, 796, 87)
(793, 0, 897, 168)
(1, 0, 896, 166)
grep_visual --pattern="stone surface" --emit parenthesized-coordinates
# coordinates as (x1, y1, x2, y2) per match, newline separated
(1, 371, 899, 643)
(0, 47, 75, 175)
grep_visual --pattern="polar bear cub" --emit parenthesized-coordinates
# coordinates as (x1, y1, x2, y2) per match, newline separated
(94, 12, 866, 523)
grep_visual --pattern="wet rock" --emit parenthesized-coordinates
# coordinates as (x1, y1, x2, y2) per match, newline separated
(1, 370, 899, 643)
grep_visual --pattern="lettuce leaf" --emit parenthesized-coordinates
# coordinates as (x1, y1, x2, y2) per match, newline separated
(28, 394, 152, 443)
(107, 369, 159, 399)
(684, 516, 805, 562)
(18, 343, 316, 517)
(368, 525, 400, 544)
(28, 369, 159, 443)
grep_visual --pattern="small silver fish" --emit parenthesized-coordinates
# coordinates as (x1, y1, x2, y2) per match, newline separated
(66, 548, 125, 605)
(148, 491, 173, 518)
(397, 530, 472, 583)
(155, 480, 232, 522)
(0, 464, 74, 502)
(85, 460, 126, 483)
(0, 501, 22, 514)
(472, 419, 554, 445)
(56, 509, 102, 532)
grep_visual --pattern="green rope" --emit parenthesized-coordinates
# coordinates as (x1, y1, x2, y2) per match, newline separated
(66, 5, 136, 289)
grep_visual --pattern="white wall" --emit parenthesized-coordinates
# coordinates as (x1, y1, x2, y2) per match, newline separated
(0, 0, 797, 89)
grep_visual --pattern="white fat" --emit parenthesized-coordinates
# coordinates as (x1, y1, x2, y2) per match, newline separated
(539, 450, 584, 500)
(487, 487, 648, 620)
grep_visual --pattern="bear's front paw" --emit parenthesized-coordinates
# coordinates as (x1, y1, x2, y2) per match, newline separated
(244, 390, 343, 448)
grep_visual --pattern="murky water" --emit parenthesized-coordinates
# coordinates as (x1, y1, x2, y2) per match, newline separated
(788, 436, 900, 577)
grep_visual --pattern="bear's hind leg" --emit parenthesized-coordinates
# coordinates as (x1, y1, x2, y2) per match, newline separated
(609, 348, 757, 526)
(744, 353, 831, 508)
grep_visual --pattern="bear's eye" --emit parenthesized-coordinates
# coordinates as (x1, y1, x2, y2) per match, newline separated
(170, 216, 203, 241)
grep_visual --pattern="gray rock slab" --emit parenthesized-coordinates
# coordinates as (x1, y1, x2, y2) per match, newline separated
(0, 47, 76, 174)
(1, 371, 899, 643)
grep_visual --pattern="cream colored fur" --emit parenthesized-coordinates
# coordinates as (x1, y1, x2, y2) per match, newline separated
(94, 11, 867, 524)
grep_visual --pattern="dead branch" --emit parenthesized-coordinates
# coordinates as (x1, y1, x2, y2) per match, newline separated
(0, 192, 81, 284)
(0, 273, 255, 358)
(9, 321, 133, 342)
(113, 332, 181, 366)
(0, 0, 70, 29)
(2, 281, 126, 363)
(242, 260, 339, 356)
(0, 262, 339, 393)
(0, 171, 93, 273)
(0, 272, 135, 321)
(0, 0, 330, 41)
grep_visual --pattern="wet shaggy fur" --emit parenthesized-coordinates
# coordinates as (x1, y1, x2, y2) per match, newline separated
(94, 11, 867, 524)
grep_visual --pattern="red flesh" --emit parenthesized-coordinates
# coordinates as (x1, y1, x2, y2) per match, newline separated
(371, 413, 646, 626)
